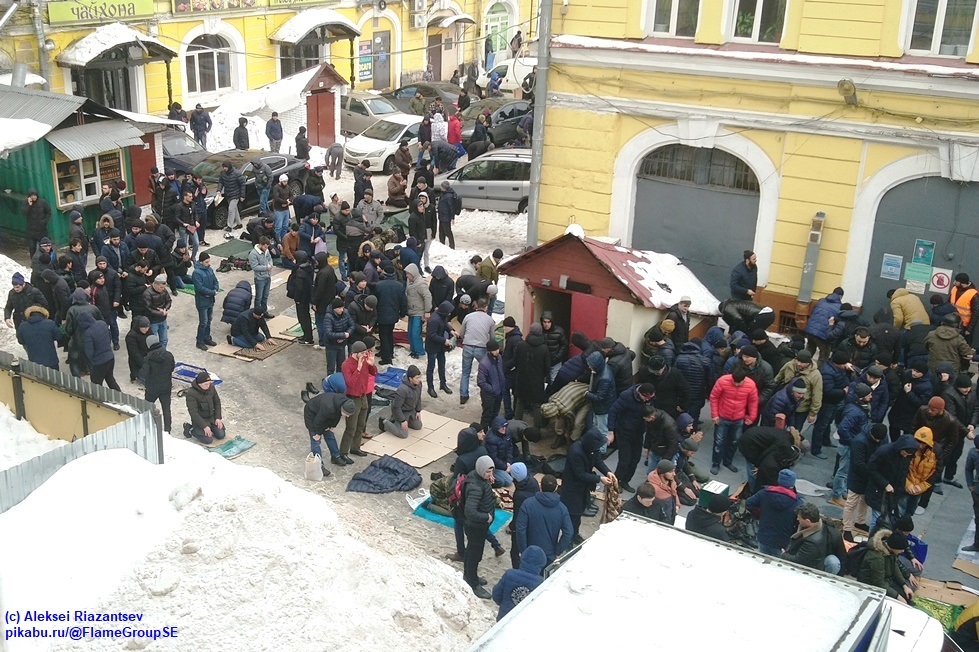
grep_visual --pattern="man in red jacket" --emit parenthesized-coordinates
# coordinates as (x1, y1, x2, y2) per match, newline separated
(709, 367, 759, 476)
(340, 340, 377, 462)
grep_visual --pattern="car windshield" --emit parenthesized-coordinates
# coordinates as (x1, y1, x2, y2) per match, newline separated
(441, 91, 460, 104)
(460, 103, 493, 119)
(165, 132, 206, 156)
(192, 161, 226, 184)
(364, 97, 398, 115)
(361, 120, 406, 142)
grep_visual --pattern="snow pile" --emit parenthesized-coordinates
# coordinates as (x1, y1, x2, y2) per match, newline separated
(270, 7, 359, 44)
(620, 247, 720, 316)
(0, 118, 52, 156)
(0, 439, 493, 652)
(428, 209, 527, 278)
(0, 402, 67, 472)
(0, 73, 48, 87)
(0, 253, 30, 357)
(56, 23, 174, 67)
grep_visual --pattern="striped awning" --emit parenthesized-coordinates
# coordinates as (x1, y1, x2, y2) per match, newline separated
(45, 121, 144, 160)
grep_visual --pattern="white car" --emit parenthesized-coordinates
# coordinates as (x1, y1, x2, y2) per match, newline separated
(435, 148, 531, 213)
(476, 56, 537, 97)
(343, 113, 422, 174)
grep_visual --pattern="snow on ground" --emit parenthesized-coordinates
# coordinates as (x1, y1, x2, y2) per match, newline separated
(0, 402, 66, 472)
(0, 118, 52, 156)
(0, 253, 30, 358)
(0, 438, 493, 652)
(428, 209, 527, 278)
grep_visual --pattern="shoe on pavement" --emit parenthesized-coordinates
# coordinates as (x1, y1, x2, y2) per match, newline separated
(724, 463, 739, 473)
(205, 339, 217, 346)
(472, 585, 492, 600)
(350, 450, 368, 457)
(945, 478, 964, 489)
(620, 482, 636, 494)
(428, 387, 438, 398)
(341, 455, 355, 465)
(331, 456, 349, 466)
(460, 395, 469, 404)
(196, 342, 208, 351)
(378, 417, 385, 433)
(827, 496, 846, 508)
(305, 382, 319, 395)
(494, 546, 506, 557)
(583, 505, 599, 517)
(113, 343, 120, 351)
(963, 545, 979, 553)
(477, 576, 488, 586)
(319, 462, 332, 478)
(933, 484, 944, 495)
(300, 390, 311, 403)
(445, 552, 463, 562)
(710, 465, 720, 476)
(226, 335, 233, 345)
(440, 385, 453, 395)
(825, 482, 833, 489)
(812, 452, 828, 460)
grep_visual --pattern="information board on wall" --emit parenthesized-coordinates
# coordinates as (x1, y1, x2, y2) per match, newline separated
(358, 40, 373, 82)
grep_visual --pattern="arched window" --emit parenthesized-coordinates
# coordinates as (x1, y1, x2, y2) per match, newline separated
(185, 35, 232, 94)
(639, 144, 759, 193)
(484, 3, 510, 52)
(281, 29, 332, 78)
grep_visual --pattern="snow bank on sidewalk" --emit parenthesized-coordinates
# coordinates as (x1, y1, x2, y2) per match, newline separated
(0, 403, 67, 472)
(0, 438, 493, 652)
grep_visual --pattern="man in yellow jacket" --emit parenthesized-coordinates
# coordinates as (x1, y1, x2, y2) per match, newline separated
(903, 426, 937, 517)
(890, 288, 930, 330)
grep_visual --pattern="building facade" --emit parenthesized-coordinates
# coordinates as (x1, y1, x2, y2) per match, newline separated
(1, 0, 539, 115)
(540, 0, 979, 321)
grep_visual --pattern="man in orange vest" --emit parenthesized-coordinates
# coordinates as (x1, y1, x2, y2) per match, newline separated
(951, 273, 979, 345)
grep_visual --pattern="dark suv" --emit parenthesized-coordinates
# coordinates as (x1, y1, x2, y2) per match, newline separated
(191, 150, 310, 228)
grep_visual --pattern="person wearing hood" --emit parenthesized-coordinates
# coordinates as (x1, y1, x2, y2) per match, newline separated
(191, 252, 219, 351)
(901, 427, 938, 517)
(5, 272, 47, 330)
(492, 545, 545, 620)
(858, 529, 916, 602)
(437, 180, 461, 249)
(865, 433, 919, 531)
(405, 263, 431, 358)
(891, 288, 930, 331)
(805, 287, 844, 360)
(380, 365, 424, 439)
(585, 350, 616, 437)
(513, 323, 551, 431)
(560, 427, 615, 542)
(183, 371, 225, 444)
(17, 305, 62, 370)
(675, 340, 709, 427)
(125, 316, 152, 382)
(81, 313, 119, 391)
(429, 265, 454, 309)
(40, 268, 70, 325)
(539, 311, 567, 381)
(139, 334, 174, 432)
(284, 250, 313, 345)
(843, 423, 888, 541)
(22, 189, 51, 256)
(221, 280, 253, 325)
(964, 435, 979, 551)
(607, 339, 638, 396)
(426, 300, 456, 398)
(64, 287, 102, 377)
(464, 455, 499, 599)
(746, 468, 803, 556)
(506, 462, 540, 568)
(362, 249, 382, 291)
(887, 359, 932, 442)
(926, 313, 974, 374)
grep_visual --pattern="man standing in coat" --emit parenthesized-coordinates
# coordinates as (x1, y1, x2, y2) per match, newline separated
(374, 265, 407, 365)
(218, 161, 245, 232)
(287, 250, 315, 346)
(829, 383, 874, 507)
(774, 350, 823, 430)
(189, 104, 211, 147)
(22, 189, 51, 256)
(730, 250, 758, 301)
(709, 367, 759, 475)
(864, 433, 918, 531)
(559, 427, 615, 544)
(608, 383, 656, 489)
(340, 341, 376, 461)
(477, 340, 505, 429)
(405, 263, 431, 358)
(540, 310, 567, 381)
(233, 117, 249, 150)
(515, 474, 573, 565)
(143, 275, 171, 350)
(843, 423, 887, 541)
(459, 296, 496, 404)
(140, 334, 174, 433)
(513, 323, 550, 429)
(17, 305, 61, 370)
(464, 455, 498, 599)
(192, 253, 219, 351)
(437, 181, 461, 249)
(951, 273, 979, 345)
(663, 296, 692, 346)
(183, 371, 225, 444)
(265, 111, 283, 152)
(379, 365, 424, 438)
(5, 272, 46, 330)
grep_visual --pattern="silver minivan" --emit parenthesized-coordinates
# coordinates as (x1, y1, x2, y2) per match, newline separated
(340, 91, 400, 136)
(436, 149, 532, 213)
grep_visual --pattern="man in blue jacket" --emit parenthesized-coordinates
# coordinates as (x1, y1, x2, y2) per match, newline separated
(515, 474, 573, 564)
(191, 253, 219, 351)
(17, 304, 62, 370)
(829, 383, 873, 507)
(585, 351, 616, 437)
(265, 111, 283, 152)
(492, 545, 545, 621)
(811, 350, 854, 458)
(478, 340, 506, 430)
(746, 468, 803, 556)
(806, 287, 844, 361)
(608, 383, 656, 490)
(730, 250, 758, 301)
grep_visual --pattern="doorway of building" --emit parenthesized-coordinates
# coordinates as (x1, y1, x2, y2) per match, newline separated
(530, 286, 609, 356)
(372, 30, 391, 90)
(427, 34, 442, 80)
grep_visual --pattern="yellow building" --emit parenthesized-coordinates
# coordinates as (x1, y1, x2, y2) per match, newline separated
(0, 0, 537, 115)
(539, 0, 979, 320)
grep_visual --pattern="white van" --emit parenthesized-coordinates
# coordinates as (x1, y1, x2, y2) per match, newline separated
(475, 56, 537, 98)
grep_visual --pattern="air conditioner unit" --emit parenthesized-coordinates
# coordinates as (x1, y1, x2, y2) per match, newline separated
(411, 0, 427, 13)
(411, 12, 426, 29)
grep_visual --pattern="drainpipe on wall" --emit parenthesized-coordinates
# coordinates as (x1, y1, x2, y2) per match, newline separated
(525, 0, 552, 250)
(29, 0, 51, 91)
(794, 211, 826, 331)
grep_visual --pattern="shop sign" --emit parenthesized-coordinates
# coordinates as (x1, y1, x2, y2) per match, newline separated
(48, 0, 155, 25)
(358, 40, 373, 82)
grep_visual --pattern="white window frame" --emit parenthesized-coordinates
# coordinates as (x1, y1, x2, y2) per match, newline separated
(731, 0, 787, 44)
(905, 0, 978, 56)
(185, 35, 234, 96)
(179, 20, 247, 106)
(647, 0, 700, 37)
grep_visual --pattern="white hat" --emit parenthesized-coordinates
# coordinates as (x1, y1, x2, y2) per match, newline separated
(279, 174, 288, 182)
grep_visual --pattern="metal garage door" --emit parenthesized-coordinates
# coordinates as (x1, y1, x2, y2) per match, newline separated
(633, 145, 760, 299)
(863, 177, 979, 319)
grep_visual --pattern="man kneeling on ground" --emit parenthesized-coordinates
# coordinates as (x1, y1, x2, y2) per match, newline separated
(183, 371, 226, 444)
(380, 364, 424, 438)
(230, 306, 274, 350)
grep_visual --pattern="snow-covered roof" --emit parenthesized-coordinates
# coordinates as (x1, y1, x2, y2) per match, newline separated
(56, 22, 177, 67)
(269, 7, 361, 44)
(214, 66, 323, 118)
(113, 108, 185, 126)
(0, 73, 47, 87)
(0, 118, 53, 158)
(438, 13, 475, 28)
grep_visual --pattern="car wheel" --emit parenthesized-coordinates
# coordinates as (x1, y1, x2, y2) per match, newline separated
(288, 178, 304, 197)
(212, 204, 228, 229)
(517, 198, 528, 214)
(383, 155, 396, 175)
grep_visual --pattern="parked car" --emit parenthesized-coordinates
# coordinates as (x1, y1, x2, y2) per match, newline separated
(340, 91, 401, 137)
(162, 128, 211, 175)
(435, 148, 531, 213)
(476, 56, 537, 97)
(381, 82, 461, 116)
(458, 98, 532, 146)
(191, 150, 310, 228)
(343, 114, 422, 174)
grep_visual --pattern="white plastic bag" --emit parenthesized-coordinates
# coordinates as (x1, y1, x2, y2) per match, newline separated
(405, 487, 430, 511)
(305, 453, 324, 481)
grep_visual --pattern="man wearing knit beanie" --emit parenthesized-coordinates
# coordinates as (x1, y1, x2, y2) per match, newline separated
(810, 349, 855, 458)
(464, 455, 498, 599)
(745, 468, 801, 556)
(5, 271, 46, 330)
(857, 529, 915, 601)
(144, 273, 172, 349)
(828, 381, 874, 507)
(379, 364, 424, 439)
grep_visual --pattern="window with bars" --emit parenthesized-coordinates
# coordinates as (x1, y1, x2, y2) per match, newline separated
(638, 144, 760, 193)
(908, 0, 977, 55)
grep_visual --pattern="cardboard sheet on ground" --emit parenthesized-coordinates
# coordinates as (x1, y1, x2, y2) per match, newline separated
(206, 341, 254, 361)
(265, 315, 300, 340)
(203, 435, 256, 459)
(269, 270, 290, 288)
(361, 410, 467, 468)
(795, 478, 831, 497)
(954, 518, 979, 577)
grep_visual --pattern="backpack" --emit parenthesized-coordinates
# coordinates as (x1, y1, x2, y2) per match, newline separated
(452, 192, 463, 216)
(845, 542, 869, 577)
(447, 473, 467, 510)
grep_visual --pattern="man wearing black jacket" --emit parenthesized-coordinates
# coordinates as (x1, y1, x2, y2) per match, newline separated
(304, 392, 356, 473)
(140, 334, 175, 432)
(637, 356, 691, 419)
(311, 252, 338, 350)
(287, 250, 315, 346)
(843, 423, 887, 541)
(464, 456, 498, 599)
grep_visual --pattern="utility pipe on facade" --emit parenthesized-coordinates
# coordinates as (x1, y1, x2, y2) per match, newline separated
(29, 0, 50, 90)
(525, 0, 552, 249)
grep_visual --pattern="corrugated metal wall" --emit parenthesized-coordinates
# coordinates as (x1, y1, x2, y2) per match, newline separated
(0, 140, 57, 239)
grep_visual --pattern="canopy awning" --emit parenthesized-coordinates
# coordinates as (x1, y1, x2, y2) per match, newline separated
(437, 13, 475, 28)
(45, 121, 144, 160)
(56, 23, 178, 68)
(269, 8, 361, 44)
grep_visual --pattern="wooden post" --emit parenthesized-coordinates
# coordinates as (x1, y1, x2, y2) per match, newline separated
(349, 38, 355, 90)
(9, 359, 25, 420)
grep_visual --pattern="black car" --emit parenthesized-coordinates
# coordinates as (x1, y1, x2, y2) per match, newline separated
(191, 150, 311, 228)
(381, 82, 462, 116)
(161, 128, 211, 175)
(458, 98, 532, 146)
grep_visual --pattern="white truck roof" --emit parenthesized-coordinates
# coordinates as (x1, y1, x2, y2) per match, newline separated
(470, 516, 945, 651)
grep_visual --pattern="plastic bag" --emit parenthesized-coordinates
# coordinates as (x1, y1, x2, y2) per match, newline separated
(305, 453, 324, 481)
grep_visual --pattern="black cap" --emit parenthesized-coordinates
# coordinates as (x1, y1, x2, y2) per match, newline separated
(486, 339, 500, 351)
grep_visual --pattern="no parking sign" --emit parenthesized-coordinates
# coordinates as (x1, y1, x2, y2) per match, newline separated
(930, 268, 952, 294)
